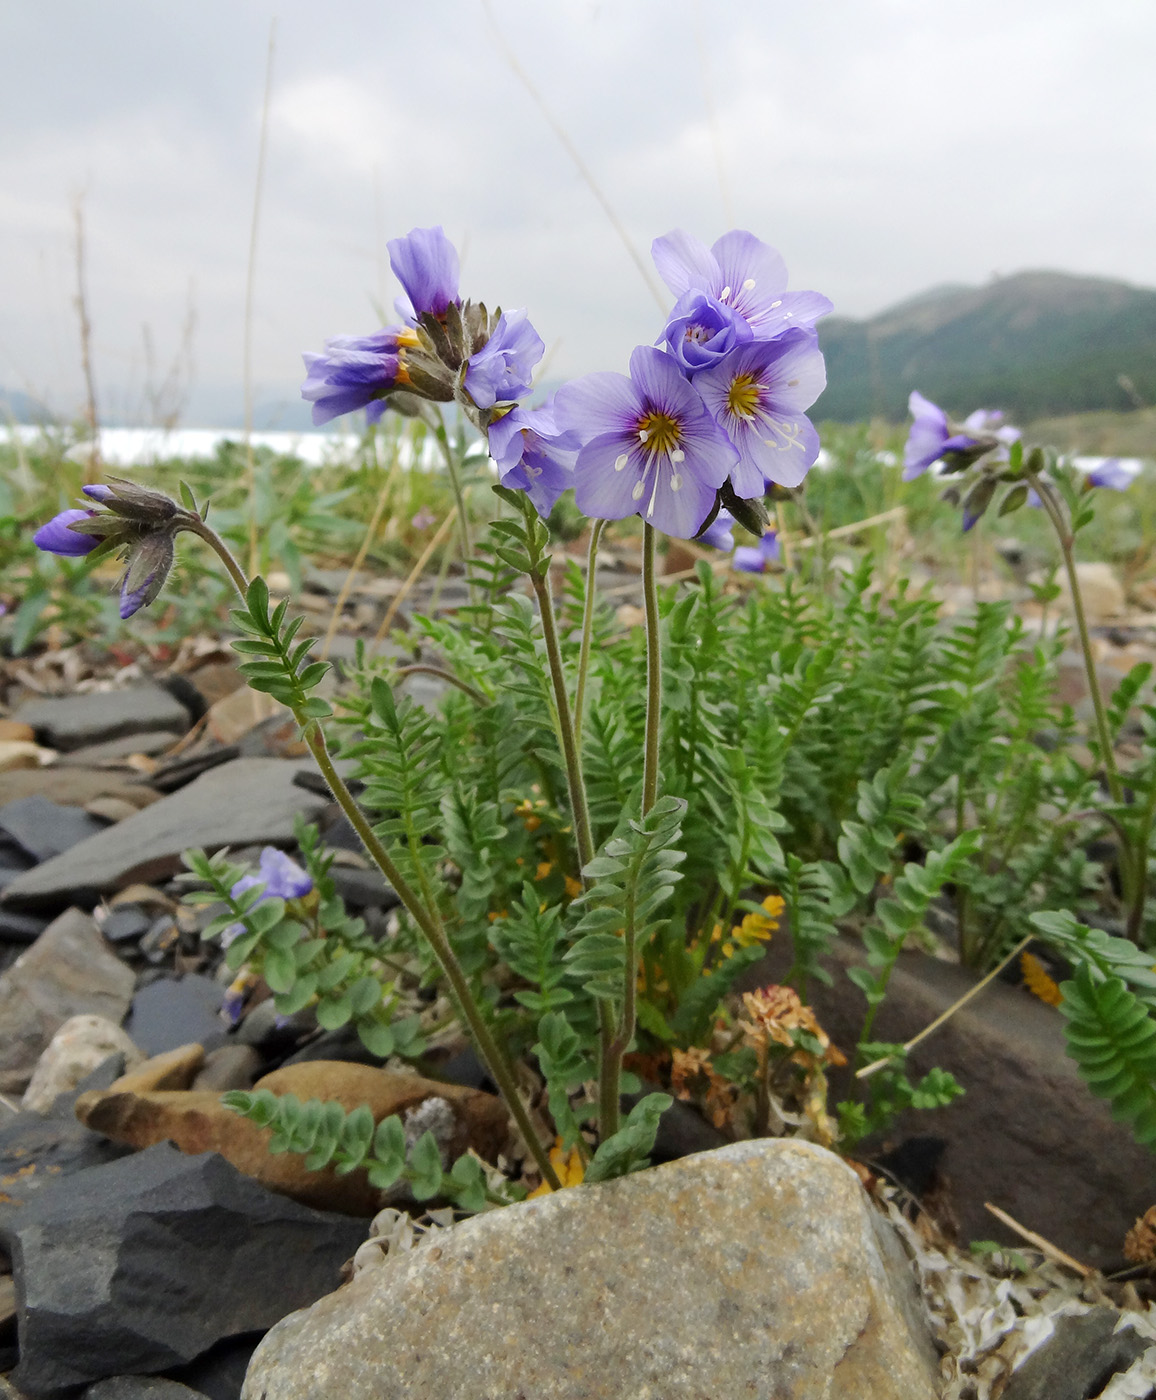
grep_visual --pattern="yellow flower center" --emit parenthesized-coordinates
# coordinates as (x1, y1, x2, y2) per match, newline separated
(636, 411, 682, 456)
(726, 373, 761, 419)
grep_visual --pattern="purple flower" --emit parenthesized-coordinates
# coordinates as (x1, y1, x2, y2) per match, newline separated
(659, 290, 753, 375)
(652, 229, 832, 343)
(902, 391, 984, 480)
(82, 484, 115, 503)
(33, 509, 102, 557)
(694, 329, 826, 494)
(555, 346, 738, 539)
(231, 847, 313, 905)
(1087, 458, 1137, 491)
(734, 530, 780, 573)
(387, 225, 460, 320)
(697, 508, 736, 552)
(301, 326, 418, 427)
(487, 397, 579, 518)
(463, 310, 544, 410)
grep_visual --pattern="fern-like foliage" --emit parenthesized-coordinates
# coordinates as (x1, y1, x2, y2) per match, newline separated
(1057, 966, 1156, 1148)
(222, 1089, 503, 1210)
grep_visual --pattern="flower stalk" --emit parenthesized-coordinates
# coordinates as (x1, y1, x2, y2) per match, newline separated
(191, 514, 562, 1191)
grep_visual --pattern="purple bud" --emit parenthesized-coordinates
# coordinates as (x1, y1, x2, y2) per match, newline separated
(33, 509, 102, 557)
(82, 484, 115, 502)
(387, 226, 460, 319)
(230, 847, 313, 905)
(697, 509, 736, 552)
(118, 532, 174, 618)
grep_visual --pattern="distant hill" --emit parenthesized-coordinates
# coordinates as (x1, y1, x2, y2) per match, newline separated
(814, 271, 1156, 423)
(0, 388, 55, 425)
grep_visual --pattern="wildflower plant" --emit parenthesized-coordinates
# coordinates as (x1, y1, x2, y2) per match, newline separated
(34, 221, 1156, 1206)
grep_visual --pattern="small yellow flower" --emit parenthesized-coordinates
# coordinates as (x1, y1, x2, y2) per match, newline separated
(528, 1138, 586, 1197)
(1021, 951, 1062, 1007)
(535, 861, 554, 881)
(563, 874, 583, 899)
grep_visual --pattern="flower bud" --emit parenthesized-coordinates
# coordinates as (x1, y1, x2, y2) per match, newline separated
(118, 531, 175, 619)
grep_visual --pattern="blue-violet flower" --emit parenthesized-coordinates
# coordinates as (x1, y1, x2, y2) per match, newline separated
(387, 225, 460, 320)
(487, 397, 579, 518)
(694, 329, 826, 494)
(659, 290, 753, 375)
(652, 229, 832, 343)
(463, 309, 544, 410)
(733, 530, 781, 573)
(301, 327, 418, 427)
(903, 391, 984, 480)
(697, 508, 736, 552)
(231, 847, 314, 904)
(1087, 457, 1137, 491)
(555, 345, 738, 539)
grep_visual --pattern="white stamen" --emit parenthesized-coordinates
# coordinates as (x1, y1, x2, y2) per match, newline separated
(742, 278, 756, 291)
(670, 448, 685, 463)
(646, 469, 663, 518)
(770, 299, 782, 308)
(720, 285, 732, 302)
(638, 428, 650, 443)
(670, 473, 683, 492)
(614, 453, 629, 472)
(632, 480, 645, 501)
(787, 378, 799, 386)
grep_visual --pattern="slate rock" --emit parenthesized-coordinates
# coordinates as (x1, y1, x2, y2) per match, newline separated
(13, 685, 192, 752)
(0, 909, 50, 944)
(0, 1061, 134, 1236)
(102, 906, 153, 944)
(164, 1332, 264, 1400)
(0, 909, 135, 1094)
(124, 975, 227, 1056)
(0, 765, 161, 812)
(85, 1378, 210, 1399)
(0, 759, 328, 910)
(58, 730, 184, 766)
(21, 1014, 144, 1113)
(325, 865, 399, 912)
(243, 1139, 939, 1400)
(742, 934, 1156, 1268)
(4, 1143, 367, 1395)
(0, 796, 108, 862)
(1001, 1306, 1153, 1400)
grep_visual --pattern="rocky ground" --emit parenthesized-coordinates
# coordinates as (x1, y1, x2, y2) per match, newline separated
(0, 559, 1154, 1397)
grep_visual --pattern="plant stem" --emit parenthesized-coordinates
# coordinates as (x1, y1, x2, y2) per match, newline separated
(432, 411, 473, 584)
(529, 566, 595, 872)
(1025, 470, 1136, 904)
(641, 523, 661, 817)
(574, 518, 605, 747)
(190, 515, 561, 1191)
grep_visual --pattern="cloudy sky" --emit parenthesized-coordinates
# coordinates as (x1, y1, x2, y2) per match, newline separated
(3, 0, 1155, 426)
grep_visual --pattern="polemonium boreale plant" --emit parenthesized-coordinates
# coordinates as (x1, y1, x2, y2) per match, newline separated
(34, 223, 839, 1200)
(901, 389, 1152, 939)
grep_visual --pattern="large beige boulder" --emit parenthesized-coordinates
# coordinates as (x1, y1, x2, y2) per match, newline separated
(242, 1139, 940, 1400)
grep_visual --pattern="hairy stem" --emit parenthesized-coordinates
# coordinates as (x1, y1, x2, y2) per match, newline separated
(432, 411, 473, 585)
(191, 516, 561, 1190)
(574, 518, 605, 747)
(1025, 470, 1135, 904)
(529, 567, 595, 872)
(642, 523, 661, 817)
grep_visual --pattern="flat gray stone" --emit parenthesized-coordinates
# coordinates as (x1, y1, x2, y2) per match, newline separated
(0, 759, 328, 909)
(242, 1140, 939, 1400)
(0, 909, 135, 1094)
(14, 685, 191, 752)
(58, 730, 184, 765)
(85, 1379, 210, 1399)
(0, 795, 107, 862)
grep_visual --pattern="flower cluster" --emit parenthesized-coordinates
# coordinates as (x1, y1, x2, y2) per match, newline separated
(33, 478, 186, 618)
(902, 391, 1138, 533)
(301, 224, 830, 541)
(554, 230, 830, 539)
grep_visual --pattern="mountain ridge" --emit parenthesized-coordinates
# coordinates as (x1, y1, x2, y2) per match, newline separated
(815, 269, 1156, 423)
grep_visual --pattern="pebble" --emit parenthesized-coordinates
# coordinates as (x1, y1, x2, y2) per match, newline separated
(21, 1014, 145, 1114)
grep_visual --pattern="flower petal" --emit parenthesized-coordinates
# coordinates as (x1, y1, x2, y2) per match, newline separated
(573, 434, 648, 520)
(651, 229, 720, 299)
(554, 372, 640, 439)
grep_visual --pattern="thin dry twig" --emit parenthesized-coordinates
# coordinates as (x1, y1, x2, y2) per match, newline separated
(320, 453, 401, 662)
(243, 18, 277, 580)
(983, 1201, 1095, 1279)
(72, 194, 100, 479)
